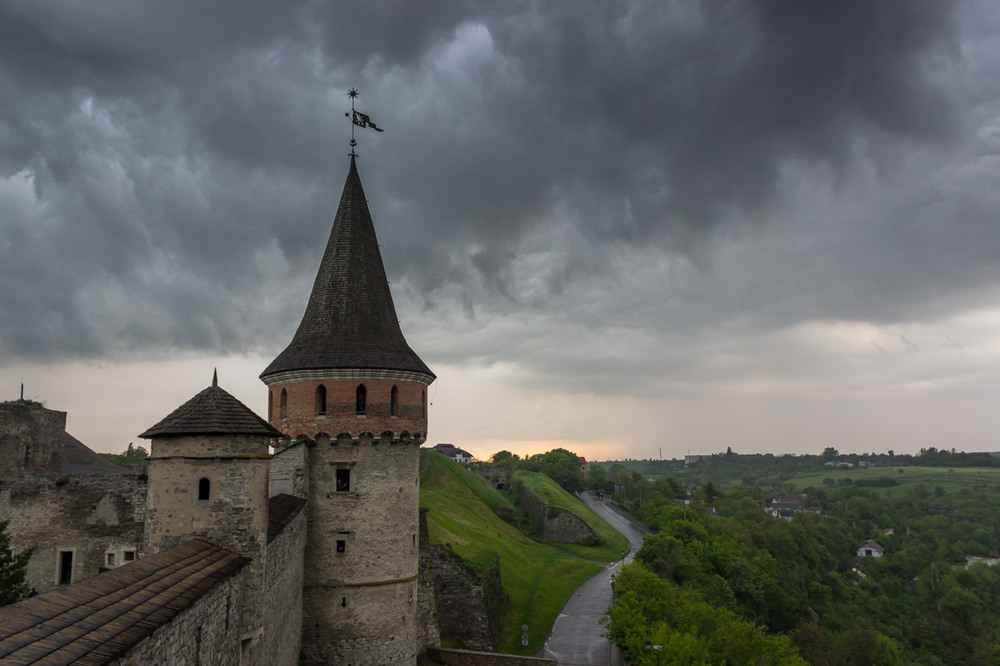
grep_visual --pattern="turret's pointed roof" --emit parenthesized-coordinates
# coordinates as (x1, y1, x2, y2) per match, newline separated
(139, 374, 282, 438)
(261, 156, 434, 379)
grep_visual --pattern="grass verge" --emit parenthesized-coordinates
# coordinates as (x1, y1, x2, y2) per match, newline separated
(511, 470, 629, 561)
(420, 451, 600, 654)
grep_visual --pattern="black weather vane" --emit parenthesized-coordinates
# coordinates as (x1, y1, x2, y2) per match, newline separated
(345, 88, 383, 157)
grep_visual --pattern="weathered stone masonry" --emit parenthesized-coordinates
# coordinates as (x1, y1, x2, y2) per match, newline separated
(517, 486, 596, 544)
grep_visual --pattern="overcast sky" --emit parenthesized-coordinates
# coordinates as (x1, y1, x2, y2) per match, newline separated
(3, 0, 1000, 461)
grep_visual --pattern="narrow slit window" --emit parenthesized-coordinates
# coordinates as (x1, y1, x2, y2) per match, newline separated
(280, 388, 287, 419)
(268, 390, 274, 422)
(198, 477, 211, 502)
(336, 539, 346, 554)
(422, 390, 426, 418)
(316, 385, 327, 416)
(356, 385, 366, 415)
(390, 385, 399, 417)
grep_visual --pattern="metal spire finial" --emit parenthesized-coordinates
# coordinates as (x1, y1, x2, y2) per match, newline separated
(344, 88, 383, 157)
(347, 88, 359, 156)
(212, 368, 218, 388)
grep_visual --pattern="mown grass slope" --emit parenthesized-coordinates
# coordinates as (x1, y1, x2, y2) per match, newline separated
(419, 450, 601, 654)
(511, 469, 629, 561)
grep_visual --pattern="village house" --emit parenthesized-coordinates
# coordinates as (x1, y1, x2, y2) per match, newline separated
(857, 539, 886, 558)
(433, 443, 473, 464)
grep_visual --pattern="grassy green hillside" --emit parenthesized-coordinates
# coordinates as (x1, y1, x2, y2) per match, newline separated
(420, 451, 601, 654)
(511, 469, 629, 561)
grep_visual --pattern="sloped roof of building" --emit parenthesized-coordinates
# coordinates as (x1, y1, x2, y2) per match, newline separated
(433, 443, 471, 458)
(859, 539, 885, 553)
(0, 540, 248, 665)
(267, 493, 307, 543)
(139, 374, 282, 439)
(770, 493, 803, 506)
(261, 156, 434, 380)
(60, 433, 129, 475)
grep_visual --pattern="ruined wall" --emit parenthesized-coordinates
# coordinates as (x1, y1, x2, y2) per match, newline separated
(429, 545, 505, 652)
(0, 402, 65, 474)
(517, 490, 595, 544)
(260, 504, 307, 666)
(112, 569, 248, 666)
(417, 508, 441, 654)
(0, 474, 146, 593)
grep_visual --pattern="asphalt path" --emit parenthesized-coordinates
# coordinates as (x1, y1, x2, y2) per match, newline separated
(541, 493, 648, 665)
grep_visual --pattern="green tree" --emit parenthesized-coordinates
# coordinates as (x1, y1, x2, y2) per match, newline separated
(490, 450, 518, 466)
(522, 448, 585, 493)
(588, 463, 611, 491)
(823, 447, 839, 459)
(0, 520, 34, 606)
(123, 442, 148, 459)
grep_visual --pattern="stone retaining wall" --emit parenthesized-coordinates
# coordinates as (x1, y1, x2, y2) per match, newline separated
(429, 545, 505, 651)
(517, 488, 595, 544)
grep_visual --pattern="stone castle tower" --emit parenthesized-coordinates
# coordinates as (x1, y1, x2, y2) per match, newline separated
(260, 155, 436, 664)
(139, 372, 284, 655)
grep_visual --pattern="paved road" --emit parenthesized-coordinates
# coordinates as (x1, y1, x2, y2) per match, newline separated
(542, 493, 648, 665)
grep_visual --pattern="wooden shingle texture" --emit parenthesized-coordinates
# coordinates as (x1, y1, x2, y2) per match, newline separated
(260, 155, 434, 380)
(0, 540, 249, 665)
(139, 379, 282, 439)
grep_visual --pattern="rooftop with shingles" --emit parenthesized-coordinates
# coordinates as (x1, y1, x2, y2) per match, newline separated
(261, 156, 434, 380)
(139, 376, 282, 439)
(0, 540, 248, 666)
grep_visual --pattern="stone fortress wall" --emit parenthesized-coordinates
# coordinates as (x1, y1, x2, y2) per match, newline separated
(261, 501, 307, 665)
(0, 401, 65, 474)
(0, 472, 146, 594)
(113, 569, 249, 666)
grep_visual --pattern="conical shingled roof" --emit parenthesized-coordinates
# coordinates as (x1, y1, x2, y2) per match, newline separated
(139, 374, 282, 438)
(260, 156, 434, 379)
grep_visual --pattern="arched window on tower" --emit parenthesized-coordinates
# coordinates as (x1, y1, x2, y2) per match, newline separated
(198, 477, 211, 502)
(316, 385, 327, 416)
(356, 385, 367, 416)
(280, 388, 287, 419)
(268, 390, 274, 422)
(390, 385, 398, 417)
(422, 390, 426, 418)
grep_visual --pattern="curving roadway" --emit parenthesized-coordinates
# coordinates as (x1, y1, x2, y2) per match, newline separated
(541, 492, 648, 665)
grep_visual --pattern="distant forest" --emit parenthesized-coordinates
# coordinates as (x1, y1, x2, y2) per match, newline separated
(594, 447, 1000, 488)
(589, 452, 1000, 665)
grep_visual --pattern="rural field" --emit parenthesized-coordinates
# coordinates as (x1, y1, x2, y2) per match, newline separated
(783, 465, 1000, 499)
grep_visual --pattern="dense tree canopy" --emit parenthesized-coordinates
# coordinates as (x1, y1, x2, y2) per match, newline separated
(606, 466, 1000, 665)
(520, 448, 585, 493)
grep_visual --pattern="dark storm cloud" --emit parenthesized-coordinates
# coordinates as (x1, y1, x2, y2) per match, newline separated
(0, 0, 992, 373)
